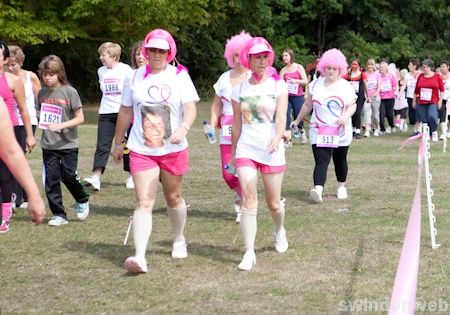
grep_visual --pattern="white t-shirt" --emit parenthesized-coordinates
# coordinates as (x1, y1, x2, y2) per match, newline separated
(16, 71, 38, 126)
(231, 77, 288, 166)
(213, 70, 250, 145)
(405, 72, 418, 99)
(442, 78, 450, 101)
(122, 64, 199, 156)
(98, 62, 133, 114)
(309, 77, 356, 147)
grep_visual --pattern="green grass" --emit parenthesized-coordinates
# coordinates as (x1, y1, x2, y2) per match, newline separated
(1, 102, 449, 314)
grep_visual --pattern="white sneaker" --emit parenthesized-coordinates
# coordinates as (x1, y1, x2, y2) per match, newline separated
(171, 241, 188, 259)
(385, 127, 392, 134)
(125, 176, 135, 189)
(123, 256, 148, 273)
(48, 215, 68, 227)
(274, 228, 289, 253)
(238, 250, 256, 271)
(337, 187, 348, 199)
(82, 175, 101, 191)
(373, 129, 380, 137)
(432, 131, 438, 142)
(75, 201, 89, 220)
(364, 131, 370, 138)
(447, 131, 450, 138)
(439, 134, 446, 140)
(309, 187, 323, 204)
(235, 212, 241, 223)
(19, 202, 28, 209)
(300, 131, 308, 144)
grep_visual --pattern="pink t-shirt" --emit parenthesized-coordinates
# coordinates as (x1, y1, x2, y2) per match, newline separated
(365, 71, 381, 98)
(0, 73, 18, 126)
(379, 73, 397, 99)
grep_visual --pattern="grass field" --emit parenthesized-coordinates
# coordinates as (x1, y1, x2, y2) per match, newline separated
(1, 103, 449, 314)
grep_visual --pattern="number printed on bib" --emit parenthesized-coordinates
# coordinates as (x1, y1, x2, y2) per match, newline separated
(316, 125, 339, 148)
(103, 78, 121, 96)
(287, 82, 299, 94)
(380, 80, 392, 92)
(221, 114, 233, 140)
(39, 103, 62, 130)
(350, 81, 360, 92)
(420, 88, 432, 101)
(367, 80, 377, 89)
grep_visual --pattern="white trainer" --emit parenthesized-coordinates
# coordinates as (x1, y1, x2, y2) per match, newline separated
(171, 241, 188, 259)
(48, 215, 68, 227)
(337, 187, 348, 199)
(274, 228, 289, 253)
(373, 129, 380, 137)
(123, 256, 148, 273)
(82, 175, 101, 191)
(75, 201, 89, 220)
(125, 176, 135, 189)
(385, 127, 392, 134)
(364, 130, 370, 138)
(238, 250, 256, 271)
(309, 187, 323, 204)
(300, 131, 308, 144)
(432, 131, 439, 142)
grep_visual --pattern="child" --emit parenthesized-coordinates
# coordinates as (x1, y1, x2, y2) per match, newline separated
(37, 55, 89, 226)
(394, 69, 408, 132)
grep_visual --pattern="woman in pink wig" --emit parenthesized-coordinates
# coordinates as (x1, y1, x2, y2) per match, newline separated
(113, 28, 199, 274)
(231, 37, 289, 271)
(208, 31, 252, 223)
(291, 48, 356, 203)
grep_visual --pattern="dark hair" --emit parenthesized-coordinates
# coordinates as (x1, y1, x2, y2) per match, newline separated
(130, 40, 144, 69)
(283, 48, 295, 64)
(439, 60, 449, 67)
(0, 41, 10, 59)
(38, 55, 68, 85)
(409, 58, 420, 69)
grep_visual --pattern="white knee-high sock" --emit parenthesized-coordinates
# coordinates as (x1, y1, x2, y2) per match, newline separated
(240, 207, 257, 252)
(133, 209, 152, 258)
(167, 200, 187, 243)
(270, 199, 285, 233)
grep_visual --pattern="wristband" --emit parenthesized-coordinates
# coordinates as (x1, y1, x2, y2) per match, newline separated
(181, 123, 190, 132)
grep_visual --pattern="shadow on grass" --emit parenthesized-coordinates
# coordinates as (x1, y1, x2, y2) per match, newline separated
(281, 189, 309, 201)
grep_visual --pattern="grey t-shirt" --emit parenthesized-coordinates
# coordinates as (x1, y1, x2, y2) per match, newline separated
(38, 85, 82, 150)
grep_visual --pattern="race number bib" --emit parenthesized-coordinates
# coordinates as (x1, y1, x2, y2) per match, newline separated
(367, 79, 377, 90)
(220, 114, 233, 140)
(350, 81, 359, 92)
(287, 82, 299, 94)
(103, 78, 121, 96)
(39, 103, 62, 130)
(420, 88, 432, 101)
(316, 125, 339, 148)
(380, 80, 392, 92)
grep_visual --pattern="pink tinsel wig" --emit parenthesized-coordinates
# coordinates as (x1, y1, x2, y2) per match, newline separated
(317, 48, 348, 76)
(224, 31, 252, 68)
(239, 37, 275, 70)
(141, 29, 177, 63)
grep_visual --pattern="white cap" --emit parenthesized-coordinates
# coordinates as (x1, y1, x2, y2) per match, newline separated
(248, 43, 271, 55)
(144, 38, 170, 50)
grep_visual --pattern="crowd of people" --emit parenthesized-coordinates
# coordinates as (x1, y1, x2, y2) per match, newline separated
(0, 28, 448, 274)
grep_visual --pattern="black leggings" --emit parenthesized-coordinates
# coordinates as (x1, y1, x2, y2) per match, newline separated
(379, 98, 395, 131)
(312, 145, 349, 186)
(351, 96, 365, 130)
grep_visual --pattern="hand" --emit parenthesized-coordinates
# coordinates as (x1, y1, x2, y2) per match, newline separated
(335, 113, 347, 126)
(169, 126, 188, 144)
(412, 102, 417, 109)
(267, 136, 281, 154)
(112, 145, 124, 163)
(27, 195, 46, 225)
(25, 135, 36, 153)
(47, 123, 62, 132)
(283, 130, 291, 143)
(289, 122, 297, 129)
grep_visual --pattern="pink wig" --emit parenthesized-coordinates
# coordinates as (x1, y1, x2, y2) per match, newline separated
(317, 48, 348, 76)
(141, 29, 177, 63)
(224, 31, 252, 68)
(239, 37, 275, 70)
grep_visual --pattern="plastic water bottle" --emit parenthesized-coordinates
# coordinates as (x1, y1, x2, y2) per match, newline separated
(291, 124, 301, 138)
(224, 163, 237, 176)
(203, 121, 217, 144)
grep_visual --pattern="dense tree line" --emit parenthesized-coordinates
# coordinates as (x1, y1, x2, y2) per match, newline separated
(1, 0, 449, 101)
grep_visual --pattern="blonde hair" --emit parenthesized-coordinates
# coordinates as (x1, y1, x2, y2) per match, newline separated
(8, 45, 25, 64)
(98, 42, 121, 61)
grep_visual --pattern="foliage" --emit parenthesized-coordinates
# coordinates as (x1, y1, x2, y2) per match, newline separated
(1, 0, 450, 101)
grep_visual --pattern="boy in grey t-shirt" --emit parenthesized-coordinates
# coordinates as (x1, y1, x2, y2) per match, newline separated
(37, 55, 90, 227)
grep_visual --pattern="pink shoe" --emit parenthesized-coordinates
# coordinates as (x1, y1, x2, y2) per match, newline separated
(0, 220, 10, 233)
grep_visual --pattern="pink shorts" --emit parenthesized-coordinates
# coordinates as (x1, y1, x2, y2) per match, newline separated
(235, 158, 286, 174)
(130, 148, 189, 176)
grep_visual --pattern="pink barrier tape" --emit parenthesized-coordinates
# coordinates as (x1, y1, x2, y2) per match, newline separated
(388, 135, 426, 314)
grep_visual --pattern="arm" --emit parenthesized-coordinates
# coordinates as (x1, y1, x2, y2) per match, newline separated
(209, 95, 223, 130)
(48, 107, 84, 131)
(0, 100, 45, 224)
(292, 92, 313, 126)
(297, 64, 309, 86)
(268, 92, 288, 153)
(10, 73, 36, 151)
(230, 99, 242, 164)
(113, 105, 133, 162)
(30, 71, 42, 100)
(169, 101, 196, 144)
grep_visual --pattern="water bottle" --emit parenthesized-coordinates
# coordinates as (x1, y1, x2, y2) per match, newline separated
(203, 120, 217, 144)
(291, 124, 301, 138)
(224, 163, 237, 176)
